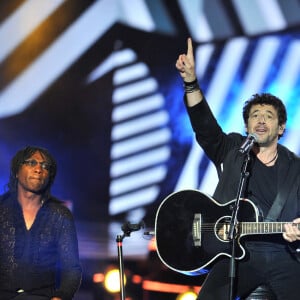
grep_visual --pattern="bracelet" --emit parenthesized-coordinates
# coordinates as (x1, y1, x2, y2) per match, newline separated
(183, 79, 200, 93)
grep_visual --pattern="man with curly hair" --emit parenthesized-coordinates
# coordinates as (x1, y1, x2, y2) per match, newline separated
(176, 38, 300, 300)
(0, 146, 82, 300)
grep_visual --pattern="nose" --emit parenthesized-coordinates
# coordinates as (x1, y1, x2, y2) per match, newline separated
(258, 114, 266, 123)
(33, 163, 43, 172)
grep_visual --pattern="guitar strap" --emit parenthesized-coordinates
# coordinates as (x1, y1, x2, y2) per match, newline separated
(265, 156, 299, 222)
(265, 190, 288, 222)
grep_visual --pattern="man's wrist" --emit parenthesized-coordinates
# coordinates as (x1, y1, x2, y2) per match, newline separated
(183, 79, 201, 93)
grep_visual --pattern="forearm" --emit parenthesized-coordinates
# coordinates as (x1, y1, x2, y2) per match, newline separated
(185, 86, 203, 107)
(55, 214, 82, 299)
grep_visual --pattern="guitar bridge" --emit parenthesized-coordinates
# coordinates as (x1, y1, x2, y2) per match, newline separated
(193, 213, 201, 247)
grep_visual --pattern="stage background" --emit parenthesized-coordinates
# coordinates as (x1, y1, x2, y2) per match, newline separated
(1, 0, 300, 299)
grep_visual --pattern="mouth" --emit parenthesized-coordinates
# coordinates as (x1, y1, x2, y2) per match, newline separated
(30, 177, 42, 181)
(254, 127, 267, 135)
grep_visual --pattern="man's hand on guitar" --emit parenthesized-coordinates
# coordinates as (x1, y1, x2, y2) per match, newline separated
(283, 218, 300, 242)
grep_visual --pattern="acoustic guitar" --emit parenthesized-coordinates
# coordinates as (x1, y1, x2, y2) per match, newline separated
(155, 189, 295, 276)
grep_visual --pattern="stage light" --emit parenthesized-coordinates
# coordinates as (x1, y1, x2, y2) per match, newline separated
(176, 290, 198, 300)
(93, 272, 104, 283)
(103, 268, 126, 293)
(148, 236, 156, 252)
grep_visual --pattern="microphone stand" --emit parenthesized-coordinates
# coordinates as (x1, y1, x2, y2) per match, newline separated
(228, 151, 251, 300)
(116, 222, 143, 300)
(116, 233, 127, 300)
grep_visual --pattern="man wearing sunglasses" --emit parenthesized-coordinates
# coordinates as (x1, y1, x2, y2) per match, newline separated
(0, 146, 82, 300)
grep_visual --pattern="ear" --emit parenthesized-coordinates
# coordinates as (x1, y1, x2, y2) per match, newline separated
(279, 124, 286, 135)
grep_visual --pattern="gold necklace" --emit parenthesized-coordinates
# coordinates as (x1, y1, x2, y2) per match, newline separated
(264, 152, 278, 165)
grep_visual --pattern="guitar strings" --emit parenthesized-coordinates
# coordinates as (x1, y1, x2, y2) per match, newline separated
(198, 222, 294, 232)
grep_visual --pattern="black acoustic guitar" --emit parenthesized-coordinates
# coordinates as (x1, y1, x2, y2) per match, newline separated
(155, 189, 294, 276)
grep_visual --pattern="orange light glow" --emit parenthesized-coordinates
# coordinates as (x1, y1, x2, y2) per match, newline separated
(132, 274, 142, 284)
(143, 280, 201, 294)
(93, 273, 104, 283)
(148, 237, 157, 251)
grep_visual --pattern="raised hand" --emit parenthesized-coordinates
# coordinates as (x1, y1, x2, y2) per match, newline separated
(175, 37, 196, 82)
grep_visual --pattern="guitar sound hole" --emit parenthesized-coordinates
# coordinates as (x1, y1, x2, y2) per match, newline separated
(216, 216, 231, 242)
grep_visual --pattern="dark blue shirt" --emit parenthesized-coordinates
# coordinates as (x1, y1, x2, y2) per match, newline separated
(0, 193, 82, 300)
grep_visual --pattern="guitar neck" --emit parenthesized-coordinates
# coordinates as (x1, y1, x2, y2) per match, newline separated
(241, 222, 300, 235)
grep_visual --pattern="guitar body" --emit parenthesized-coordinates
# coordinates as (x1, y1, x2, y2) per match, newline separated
(155, 189, 261, 276)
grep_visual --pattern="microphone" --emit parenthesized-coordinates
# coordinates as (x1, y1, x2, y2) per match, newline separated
(121, 221, 144, 236)
(239, 133, 258, 154)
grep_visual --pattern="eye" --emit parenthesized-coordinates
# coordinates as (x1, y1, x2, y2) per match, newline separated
(23, 160, 38, 167)
(23, 160, 51, 170)
(41, 162, 51, 170)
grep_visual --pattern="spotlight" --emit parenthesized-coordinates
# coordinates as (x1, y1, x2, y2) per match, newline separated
(176, 290, 198, 300)
(93, 272, 105, 283)
(103, 268, 126, 293)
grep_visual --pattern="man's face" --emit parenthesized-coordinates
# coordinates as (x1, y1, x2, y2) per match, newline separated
(17, 151, 50, 194)
(246, 104, 285, 147)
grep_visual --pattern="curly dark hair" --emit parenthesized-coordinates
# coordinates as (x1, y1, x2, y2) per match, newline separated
(7, 146, 57, 198)
(242, 93, 287, 138)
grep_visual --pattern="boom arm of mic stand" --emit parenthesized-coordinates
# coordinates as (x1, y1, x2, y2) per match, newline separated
(228, 152, 251, 300)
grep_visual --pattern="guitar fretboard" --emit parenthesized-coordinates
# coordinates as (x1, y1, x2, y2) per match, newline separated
(241, 222, 300, 235)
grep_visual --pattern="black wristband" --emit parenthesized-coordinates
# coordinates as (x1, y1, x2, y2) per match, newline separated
(183, 79, 200, 93)
(183, 79, 198, 86)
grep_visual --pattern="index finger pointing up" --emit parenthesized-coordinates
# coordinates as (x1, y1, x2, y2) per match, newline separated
(187, 37, 193, 56)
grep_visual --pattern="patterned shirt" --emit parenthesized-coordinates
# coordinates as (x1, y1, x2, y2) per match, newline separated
(0, 193, 82, 300)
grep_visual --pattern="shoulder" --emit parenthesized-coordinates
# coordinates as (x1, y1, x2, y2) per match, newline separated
(45, 196, 74, 220)
(278, 144, 300, 163)
(0, 192, 13, 205)
(228, 132, 244, 143)
(223, 132, 245, 155)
